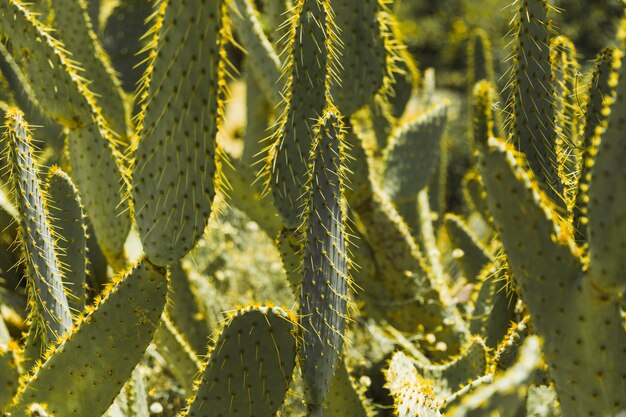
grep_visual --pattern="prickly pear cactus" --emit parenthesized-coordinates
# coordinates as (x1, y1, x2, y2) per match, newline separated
(0, 1, 623, 416)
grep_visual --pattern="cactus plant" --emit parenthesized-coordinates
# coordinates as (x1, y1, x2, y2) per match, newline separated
(0, 1, 623, 416)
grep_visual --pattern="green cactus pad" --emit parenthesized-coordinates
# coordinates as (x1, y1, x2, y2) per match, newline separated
(0, 0, 96, 127)
(468, 28, 494, 87)
(167, 261, 210, 355)
(300, 110, 350, 415)
(222, 153, 281, 241)
(444, 214, 492, 282)
(184, 305, 297, 417)
(343, 126, 374, 210)
(469, 264, 516, 349)
(49, 0, 128, 137)
(67, 124, 130, 268)
(323, 360, 374, 417)
(229, 0, 283, 105)
(586, 48, 626, 293)
(574, 47, 621, 245)
(382, 102, 448, 202)
(507, 0, 563, 202)
(3, 108, 72, 347)
(153, 314, 202, 393)
(46, 167, 88, 315)
(9, 259, 168, 417)
(268, 0, 334, 229)
(479, 137, 626, 415)
(385, 351, 443, 417)
(550, 36, 580, 199)
(332, 0, 389, 115)
(0, 342, 20, 410)
(471, 81, 496, 149)
(445, 336, 542, 417)
(133, 0, 226, 266)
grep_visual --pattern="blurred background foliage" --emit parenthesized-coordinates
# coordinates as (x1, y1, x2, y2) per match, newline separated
(395, 0, 624, 89)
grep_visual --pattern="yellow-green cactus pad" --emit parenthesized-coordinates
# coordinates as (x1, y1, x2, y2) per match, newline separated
(507, 0, 563, 202)
(46, 168, 88, 315)
(3, 108, 72, 347)
(67, 124, 130, 267)
(133, 0, 227, 265)
(479, 137, 626, 416)
(49, 0, 127, 137)
(382, 102, 448, 202)
(8, 259, 168, 417)
(184, 305, 297, 417)
(332, 0, 389, 116)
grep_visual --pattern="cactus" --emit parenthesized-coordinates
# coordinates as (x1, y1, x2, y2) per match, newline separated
(3, 108, 71, 351)
(0, 1, 623, 415)
(183, 305, 297, 417)
(132, 0, 227, 266)
(7, 259, 167, 417)
(268, 0, 336, 229)
(299, 109, 350, 416)
(46, 167, 87, 314)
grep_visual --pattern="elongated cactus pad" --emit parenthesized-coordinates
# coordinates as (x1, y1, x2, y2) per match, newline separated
(269, 0, 334, 229)
(277, 226, 302, 291)
(46, 168, 87, 314)
(3, 108, 72, 348)
(586, 47, 626, 293)
(550, 36, 580, 198)
(471, 81, 496, 149)
(167, 261, 210, 355)
(50, 0, 128, 137)
(383, 102, 448, 202)
(153, 314, 202, 393)
(468, 28, 494, 87)
(332, 0, 389, 115)
(479, 137, 626, 416)
(574, 47, 621, 245)
(507, 0, 563, 202)
(133, 0, 226, 265)
(229, 0, 283, 105)
(8, 259, 168, 417)
(67, 124, 130, 268)
(184, 305, 297, 417)
(300, 110, 350, 416)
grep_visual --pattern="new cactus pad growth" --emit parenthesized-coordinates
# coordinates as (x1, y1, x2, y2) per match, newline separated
(0, 0, 623, 416)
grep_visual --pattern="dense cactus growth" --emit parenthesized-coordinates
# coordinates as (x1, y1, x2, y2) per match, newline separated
(0, 1, 623, 416)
